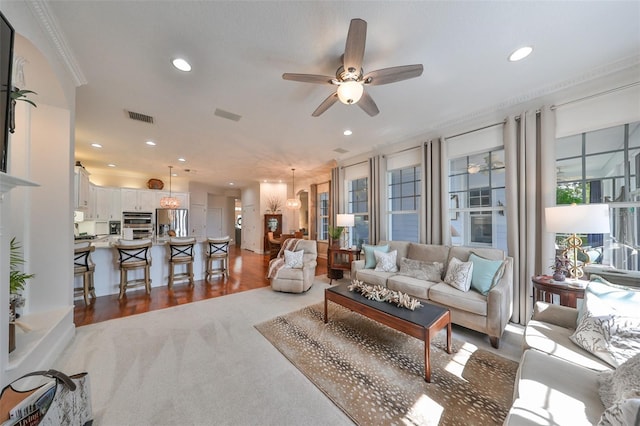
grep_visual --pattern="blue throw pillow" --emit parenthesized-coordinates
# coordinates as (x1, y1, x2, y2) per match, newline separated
(469, 253, 506, 295)
(362, 244, 389, 269)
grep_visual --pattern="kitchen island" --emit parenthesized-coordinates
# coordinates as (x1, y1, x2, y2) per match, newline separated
(77, 237, 210, 298)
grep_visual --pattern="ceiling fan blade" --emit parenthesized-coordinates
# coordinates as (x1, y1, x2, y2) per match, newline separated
(343, 18, 367, 72)
(363, 64, 424, 86)
(282, 73, 334, 85)
(312, 92, 339, 117)
(357, 91, 379, 117)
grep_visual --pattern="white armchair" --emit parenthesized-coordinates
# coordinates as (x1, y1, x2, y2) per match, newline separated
(269, 239, 318, 293)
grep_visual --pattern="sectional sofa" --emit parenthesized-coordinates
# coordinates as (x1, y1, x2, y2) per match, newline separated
(351, 240, 513, 348)
(506, 278, 640, 425)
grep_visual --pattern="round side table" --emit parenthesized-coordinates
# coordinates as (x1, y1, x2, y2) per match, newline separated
(531, 275, 585, 308)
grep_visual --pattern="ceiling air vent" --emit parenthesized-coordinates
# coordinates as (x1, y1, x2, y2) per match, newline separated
(333, 148, 349, 154)
(214, 108, 242, 122)
(126, 110, 154, 124)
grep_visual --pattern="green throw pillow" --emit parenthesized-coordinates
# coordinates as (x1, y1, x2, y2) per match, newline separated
(469, 253, 505, 295)
(363, 244, 389, 269)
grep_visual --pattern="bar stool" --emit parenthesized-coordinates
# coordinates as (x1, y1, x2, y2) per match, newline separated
(168, 237, 196, 288)
(74, 241, 96, 305)
(114, 238, 152, 299)
(206, 236, 231, 279)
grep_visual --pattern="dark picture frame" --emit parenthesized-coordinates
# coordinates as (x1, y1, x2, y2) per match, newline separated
(0, 11, 15, 173)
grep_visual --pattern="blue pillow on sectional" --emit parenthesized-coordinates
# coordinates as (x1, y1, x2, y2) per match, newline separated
(362, 244, 389, 269)
(469, 253, 505, 295)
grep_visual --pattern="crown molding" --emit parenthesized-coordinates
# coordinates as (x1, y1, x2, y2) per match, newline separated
(27, 0, 87, 87)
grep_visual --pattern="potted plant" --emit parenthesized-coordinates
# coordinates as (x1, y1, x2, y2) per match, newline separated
(9, 87, 37, 134)
(9, 237, 34, 353)
(551, 255, 570, 282)
(328, 226, 344, 248)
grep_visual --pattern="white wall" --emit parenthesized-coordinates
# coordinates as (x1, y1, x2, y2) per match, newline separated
(241, 183, 261, 252)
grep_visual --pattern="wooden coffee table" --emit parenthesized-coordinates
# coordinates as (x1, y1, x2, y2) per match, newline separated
(325, 283, 451, 382)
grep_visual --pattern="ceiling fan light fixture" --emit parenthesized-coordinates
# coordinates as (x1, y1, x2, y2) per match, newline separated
(337, 81, 364, 105)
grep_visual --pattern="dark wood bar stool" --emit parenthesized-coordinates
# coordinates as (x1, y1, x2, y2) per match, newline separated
(74, 241, 96, 304)
(114, 238, 153, 299)
(168, 237, 196, 288)
(206, 236, 230, 279)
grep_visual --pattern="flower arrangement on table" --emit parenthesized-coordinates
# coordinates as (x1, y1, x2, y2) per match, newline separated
(348, 279, 423, 311)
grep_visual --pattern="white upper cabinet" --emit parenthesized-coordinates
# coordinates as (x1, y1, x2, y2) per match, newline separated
(95, 187, 121, 220)
(74, 166, 91, 210)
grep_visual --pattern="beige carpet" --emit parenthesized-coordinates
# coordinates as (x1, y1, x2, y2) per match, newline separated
(255, 302, 518, 425)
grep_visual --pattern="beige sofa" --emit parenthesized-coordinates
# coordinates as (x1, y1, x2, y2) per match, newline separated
(505, 302, 611, 425)
(351, 241, 513, 348)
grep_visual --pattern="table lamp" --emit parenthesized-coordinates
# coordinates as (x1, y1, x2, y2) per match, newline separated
(336, 214, 355, 248)
(545, 203, 610, 279)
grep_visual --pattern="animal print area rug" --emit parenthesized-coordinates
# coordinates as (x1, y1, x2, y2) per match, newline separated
(255, 302, 518, 425)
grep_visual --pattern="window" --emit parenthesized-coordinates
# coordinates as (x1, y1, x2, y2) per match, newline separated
(388, 166, 421, 242)
(347, 177, 369, 248)
(555, 121, 640, 273)
(317, 191, 329, 241)
(448, 149, 506, 250)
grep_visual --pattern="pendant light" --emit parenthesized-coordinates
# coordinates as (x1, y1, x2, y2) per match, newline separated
(159, 165, 180, 208)
(286, 168, 301, 210)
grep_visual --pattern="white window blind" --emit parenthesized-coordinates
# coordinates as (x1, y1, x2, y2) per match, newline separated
(386, 147, 421, 170)
(446, 124, 503, 159)
(555, 84, 640, 138)
(343, 162, 368, 181)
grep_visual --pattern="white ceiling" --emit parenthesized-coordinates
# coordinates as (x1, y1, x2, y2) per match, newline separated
(38, 1, 640, 188)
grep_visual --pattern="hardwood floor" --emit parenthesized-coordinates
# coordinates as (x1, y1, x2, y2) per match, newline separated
(74, 245, 328, 327)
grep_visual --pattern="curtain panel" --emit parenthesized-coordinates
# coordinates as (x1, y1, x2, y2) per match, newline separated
(368, 156, 381, 244)
(423, 139, 443, 244)
(309, 183, 318, 241)
(504, 107, 556, 325)
(330, 167, 340, 228)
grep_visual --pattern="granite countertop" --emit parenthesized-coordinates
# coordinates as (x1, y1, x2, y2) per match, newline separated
(92, 236, 206, 248)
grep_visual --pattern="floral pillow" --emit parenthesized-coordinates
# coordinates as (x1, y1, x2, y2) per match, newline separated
(283, 249, 304, 268)
(570, 280, 640, 368)
(374, 250, 398, 272)
(398, 257, 443, 281)
(443, 257, 474, 292)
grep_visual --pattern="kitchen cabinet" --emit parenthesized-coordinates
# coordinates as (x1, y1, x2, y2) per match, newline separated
(84, 184, 97, 220)
(95, 187, 121, 221)
(121, 188, 156, 212)
(74, 166, 91, 210)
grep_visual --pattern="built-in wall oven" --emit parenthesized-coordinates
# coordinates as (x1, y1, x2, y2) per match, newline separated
(122, 211, 153, 239)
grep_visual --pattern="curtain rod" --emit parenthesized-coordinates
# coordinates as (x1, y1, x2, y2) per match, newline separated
(551, 81, 640, 110)
(445, 120, 506, 140)
(340, 159, 368, 169)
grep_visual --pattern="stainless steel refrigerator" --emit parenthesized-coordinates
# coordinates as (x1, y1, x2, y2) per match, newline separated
(156, 209, 188, 238)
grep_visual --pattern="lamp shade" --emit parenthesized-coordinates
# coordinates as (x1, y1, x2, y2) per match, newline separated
(337, 81, 364, 105)
(336, 214, 355, 227)
(545, 204, 611, 234)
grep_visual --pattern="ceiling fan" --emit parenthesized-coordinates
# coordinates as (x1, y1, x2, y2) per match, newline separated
(282, 18, 423, 117)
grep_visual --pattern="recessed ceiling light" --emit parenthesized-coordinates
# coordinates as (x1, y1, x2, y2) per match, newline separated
(178, 158, 186, 162)
(107, 163, 116, 167)
(229, 182, 234, 186)
(343, 130, 353, 136)
(509, 46, 533, 62)
(91, 143, 102, 148)
(145, 140, 156, 146)
(172, 58, 192, 72)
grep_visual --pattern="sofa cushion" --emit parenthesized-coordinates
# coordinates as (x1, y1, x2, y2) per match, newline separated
(515, 349, 604, 426)
(524, 318, 612, 371)
(468, 253, 506, 295)
(354, 268, 394, 287)
(570, 279, 640, 368)
(386, 275, 439, 300)
(406, 244, 450, 269)
(398, 257, 443, 281)
(362, 244, 389, 268)
(443, 257, 474, 292)
(274, 266, 304, 280)
(374, 249, 398, 272)
(429, 282, 487, 316)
